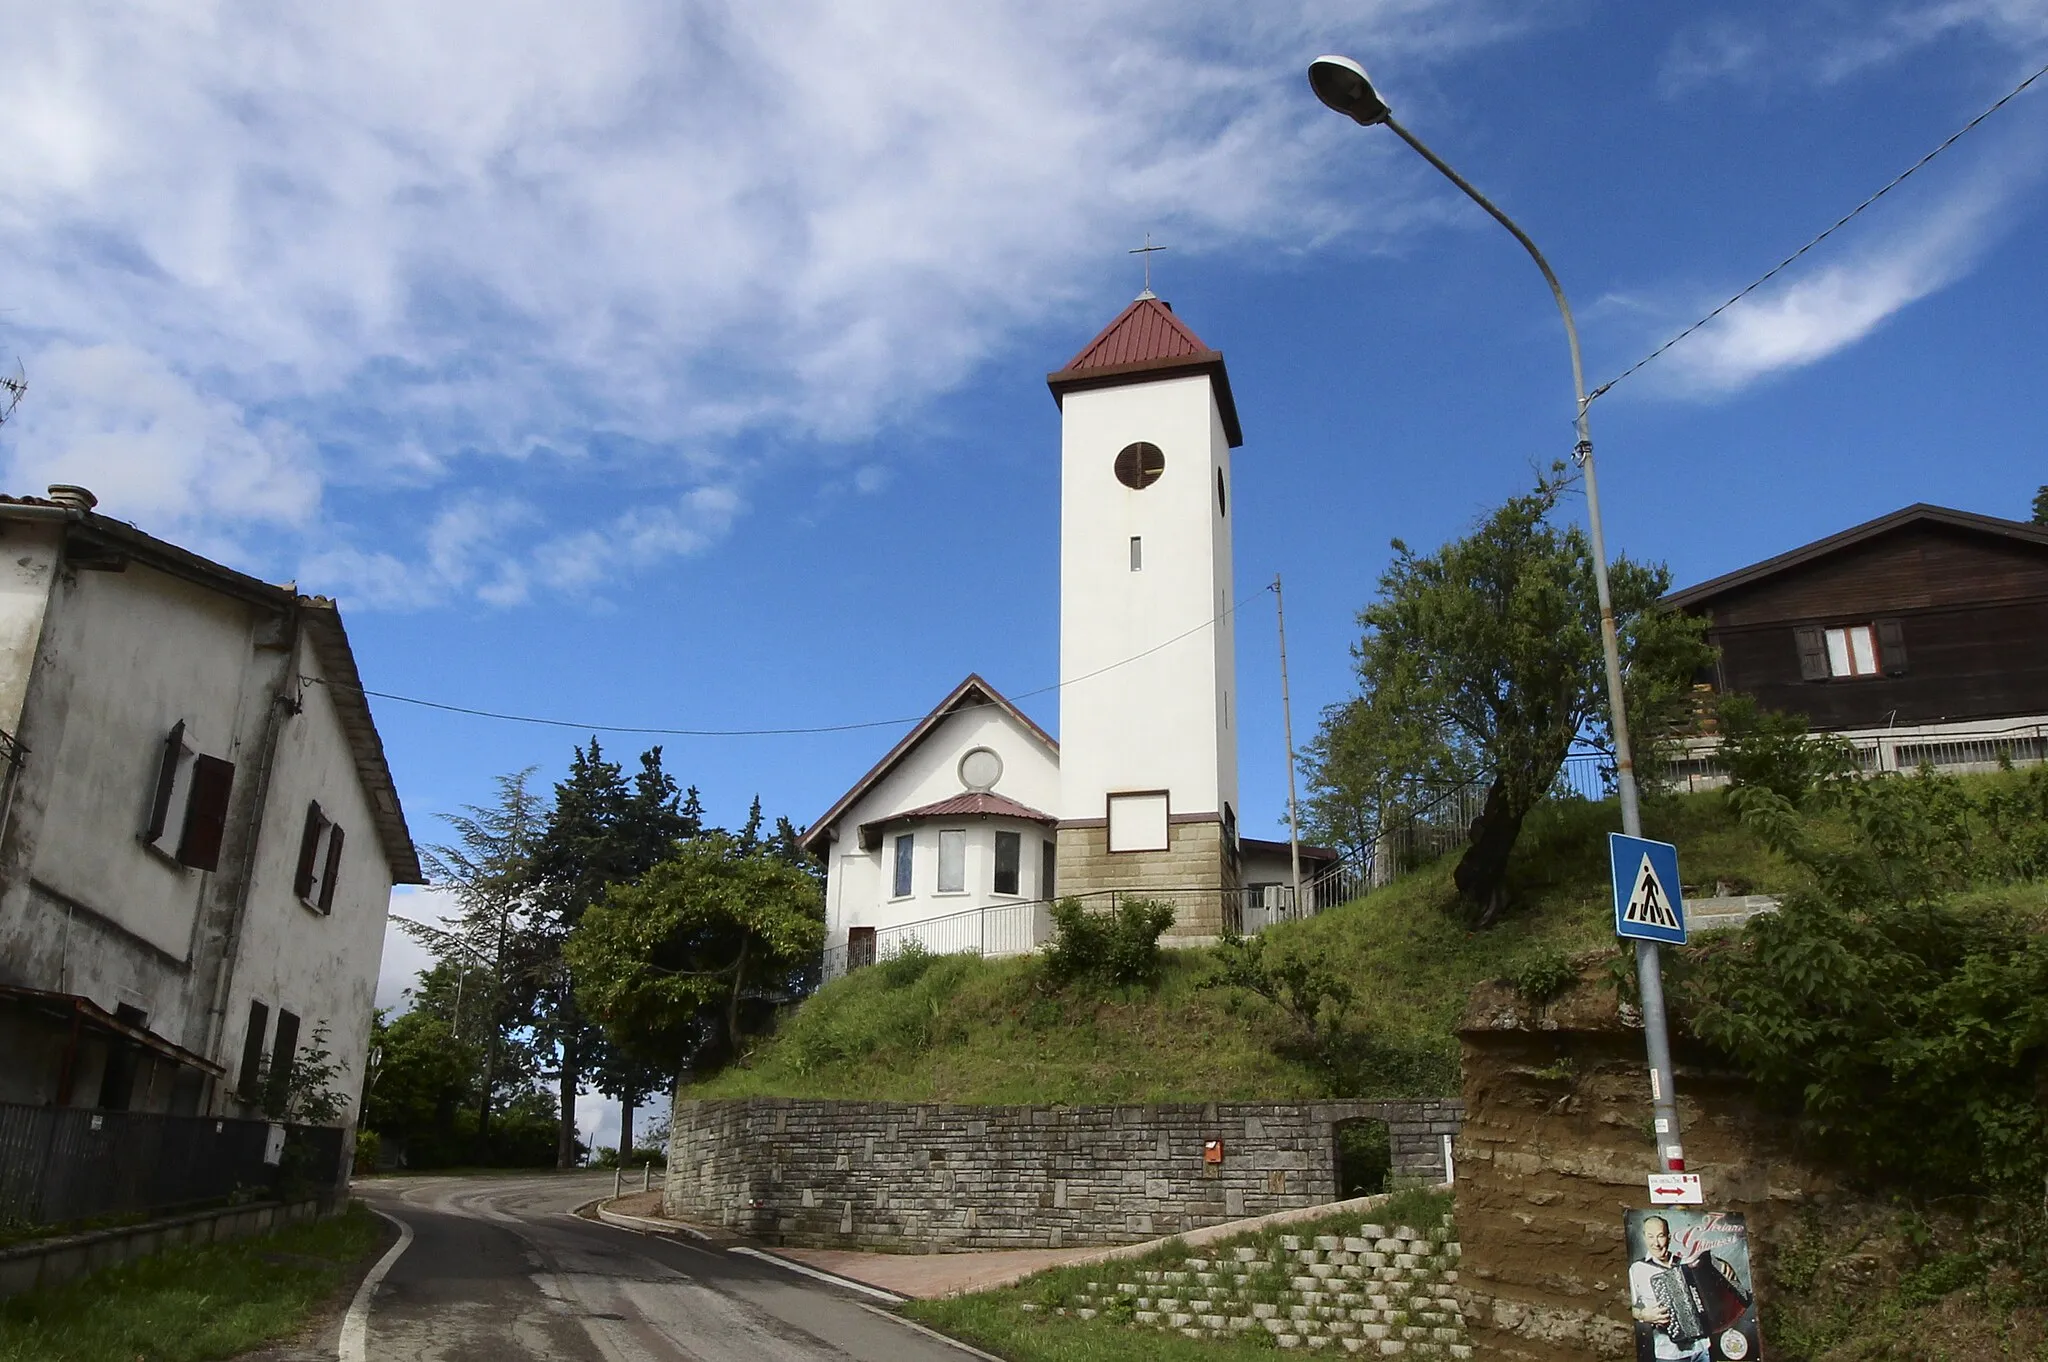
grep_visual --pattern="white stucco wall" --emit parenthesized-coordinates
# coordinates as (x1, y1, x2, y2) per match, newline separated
(820, 703, 1059, 949)
(0, 525, 60, 735)
(222, 631, 394, 1122)
(17, 563, 267, 1018)
(0, 549, 398, 1121)
(1057, 373, 1239, 828)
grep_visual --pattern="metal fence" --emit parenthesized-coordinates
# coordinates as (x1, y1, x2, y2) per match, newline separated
(0, 1102, 347, 1228)
(1665, 719, 2048, 792)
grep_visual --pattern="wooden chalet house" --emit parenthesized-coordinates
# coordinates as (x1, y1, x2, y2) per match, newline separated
(1662, 504, 2048, 778)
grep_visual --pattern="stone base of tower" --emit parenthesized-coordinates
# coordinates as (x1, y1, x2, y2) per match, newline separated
(1054, 819, 1241, 939)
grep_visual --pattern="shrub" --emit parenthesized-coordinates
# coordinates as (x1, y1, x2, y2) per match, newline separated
(352, 1127, 382, 1172)
(875, 939, 938, 989)
(1042, 896, 1175, 988)
(1505, 947, 1577, 1005)
(1685, 775, 2048, 1200)
(1716, 695, 1858, 805)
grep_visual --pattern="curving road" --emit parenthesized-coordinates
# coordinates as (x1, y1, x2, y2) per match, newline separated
(350, 1173, 977, 1362)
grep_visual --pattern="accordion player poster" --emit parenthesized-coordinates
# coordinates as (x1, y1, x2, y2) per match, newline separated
(1624, 1208, 1763, 1360)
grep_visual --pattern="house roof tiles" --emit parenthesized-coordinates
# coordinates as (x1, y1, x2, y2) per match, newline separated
(1046, 296, 1243, 447)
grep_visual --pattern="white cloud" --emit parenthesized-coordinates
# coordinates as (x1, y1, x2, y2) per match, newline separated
(1662, 1, 2048, 95)
(376, 885, 460, 1012)
(0, 0, 1522, 604)
(1643, 178, 2012, 396)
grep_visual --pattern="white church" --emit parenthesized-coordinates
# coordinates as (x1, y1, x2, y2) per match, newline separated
(799, 293, 1336, 975)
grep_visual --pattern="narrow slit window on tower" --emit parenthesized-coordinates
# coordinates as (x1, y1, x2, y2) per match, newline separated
(1129, 536, 1142, 571)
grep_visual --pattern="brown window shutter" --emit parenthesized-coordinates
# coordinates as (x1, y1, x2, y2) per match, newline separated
(145, 721, 185, 842)
(177, 755, 236, 871)
(1876, 618, 1908, 675)
(318, 823, 345, 914)
(266, 1009, 300, 1116)
(238, 1000, 269, 1102)
(1794, 626, 1829, 681)
(294, 801, 324, 899)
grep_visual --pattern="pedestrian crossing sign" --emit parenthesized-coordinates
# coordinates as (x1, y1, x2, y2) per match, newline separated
(1611, 833, 1687, 944)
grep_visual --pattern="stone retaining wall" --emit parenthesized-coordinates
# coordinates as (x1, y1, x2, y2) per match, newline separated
(665, 1097, 1463, 1251)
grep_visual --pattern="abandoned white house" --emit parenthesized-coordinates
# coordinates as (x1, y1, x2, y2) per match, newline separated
(0, 487, 422, 1136)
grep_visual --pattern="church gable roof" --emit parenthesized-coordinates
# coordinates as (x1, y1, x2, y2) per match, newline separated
(797, 674, 1056, 855)
(1047, 296, 1243, 447)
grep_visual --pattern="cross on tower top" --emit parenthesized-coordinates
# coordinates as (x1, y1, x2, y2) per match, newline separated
(1129, 234, 1168, 299)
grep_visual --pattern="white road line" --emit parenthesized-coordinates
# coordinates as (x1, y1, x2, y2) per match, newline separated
(727, 1246, 907, 1303)
(339, 1204, 414, 1362)
(856, 1303, 1010, 1362)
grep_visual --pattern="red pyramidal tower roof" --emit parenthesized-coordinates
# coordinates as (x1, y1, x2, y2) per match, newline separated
(1046, 296, 1243, 447)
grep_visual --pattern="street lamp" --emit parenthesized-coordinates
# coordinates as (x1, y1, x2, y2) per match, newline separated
(1308, 55, 1686, 1173)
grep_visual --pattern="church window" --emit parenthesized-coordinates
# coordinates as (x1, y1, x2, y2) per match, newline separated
(993, 832, 1021, 895)
(1129, 536, 1142, 571)
(1216, 468, 1227, 517)
(1107, 791, 1170, 853)
(959, 747, 1003, 791)
(892, 834, 914, 898)
(938, 830, 967, 893)
(1113, 441, 1165, 490)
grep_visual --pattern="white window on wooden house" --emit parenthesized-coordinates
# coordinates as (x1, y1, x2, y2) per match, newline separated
(1796, 621, 1907, 680)
(937, 829, 967, 893)
(294, 800, 346, 914)
(143, 721, 236, 871)
(1107, 791, 1170, 853)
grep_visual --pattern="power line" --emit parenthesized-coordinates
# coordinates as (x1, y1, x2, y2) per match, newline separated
(308, 591, 1249, 738)
(1588, 58, 2048, 403)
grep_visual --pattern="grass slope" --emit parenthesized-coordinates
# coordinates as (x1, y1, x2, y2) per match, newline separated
(0, 1202, 387, 1362)
(696, 788, 1798, 1105)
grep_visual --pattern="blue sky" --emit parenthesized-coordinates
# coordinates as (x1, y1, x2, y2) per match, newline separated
(4, 2, 2045, 1146)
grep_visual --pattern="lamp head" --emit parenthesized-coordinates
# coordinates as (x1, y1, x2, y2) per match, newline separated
(1308, 55, 1391, 126)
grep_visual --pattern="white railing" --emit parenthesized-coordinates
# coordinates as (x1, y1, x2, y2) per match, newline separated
(1666, 718, 2048, 792)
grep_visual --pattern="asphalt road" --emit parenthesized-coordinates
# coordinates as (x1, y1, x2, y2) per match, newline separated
(353, 1173, 979, 1362)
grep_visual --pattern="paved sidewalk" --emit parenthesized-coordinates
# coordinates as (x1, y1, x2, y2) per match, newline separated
(772, 1246, 1102, 1299)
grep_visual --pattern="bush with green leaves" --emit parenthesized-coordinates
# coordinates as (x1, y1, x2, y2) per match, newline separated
(1041, 896, 1175, 988)
(1685, 769, 2048, 1210)
(1714, 694, 1859, 806)
(1206, 932, 1454, 1097)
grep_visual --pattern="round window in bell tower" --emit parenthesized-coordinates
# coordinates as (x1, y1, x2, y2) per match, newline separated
(1113, 441, 1166, 490)
(959, 747, 1004, 792)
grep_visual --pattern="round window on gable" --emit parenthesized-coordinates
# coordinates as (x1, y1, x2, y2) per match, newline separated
(1216, 468, 1227, 517)
(1114, 441, 1166, 490)
(959, 747, 1004, 792)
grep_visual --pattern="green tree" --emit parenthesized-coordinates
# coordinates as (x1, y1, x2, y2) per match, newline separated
(1318, 467, 1710, 927)
(360, 1010, 479, 1162)
(404, 768, 548, 1158)
(567, 833, 825, 1080)
(527, 742, 697, 1166)
(1301, 687, 1473, 863)
(2033, 484, 2048, 526)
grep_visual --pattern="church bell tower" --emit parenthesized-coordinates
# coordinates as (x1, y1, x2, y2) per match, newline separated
(1046, 294, 1243, 935)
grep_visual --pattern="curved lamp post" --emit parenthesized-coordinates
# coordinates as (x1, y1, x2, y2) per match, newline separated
(1309, 55, 1685, 1173)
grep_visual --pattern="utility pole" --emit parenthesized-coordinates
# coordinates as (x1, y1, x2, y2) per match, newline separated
(1272, 575, 1303, 915)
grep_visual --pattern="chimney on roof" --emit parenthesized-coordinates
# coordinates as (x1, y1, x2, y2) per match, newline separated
(46, 484, 97, 513)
